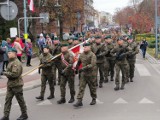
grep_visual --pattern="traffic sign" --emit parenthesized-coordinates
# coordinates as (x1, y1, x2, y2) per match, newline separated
(0, 1, 18, 21)
(40, 13, 49, 23)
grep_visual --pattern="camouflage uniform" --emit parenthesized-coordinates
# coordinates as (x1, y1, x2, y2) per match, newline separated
(3, 58, 27, 118)
(104, 42, 116, 82)
(127, 41, 139, 82)
(76, 51, 97, 101)
(111, 44, 131, 90)
(51, 44, 62, 85)
(59, 51, 75, 100)
(91, 43, 105, 87)
(39, 53, 54, 98)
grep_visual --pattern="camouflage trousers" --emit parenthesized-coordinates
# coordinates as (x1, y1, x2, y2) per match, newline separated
(77, 73, 97, 100)
(128, 60, 136, 79)
(96, 63, 104, 84)
(40, 74, 54, 97)
(104, 59, 115, 81)
(115, 62, 127, 86)
(52, 62, 62, 84)
(4, 86, 27, 117)
(125, 61, 130, 82)
(60, 75, 75, 98)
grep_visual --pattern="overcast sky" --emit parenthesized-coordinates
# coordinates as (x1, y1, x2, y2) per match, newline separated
(93, 0, 129, 15)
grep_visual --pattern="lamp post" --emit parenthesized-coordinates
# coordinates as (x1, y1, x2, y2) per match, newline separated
(54, 0, 61, 38)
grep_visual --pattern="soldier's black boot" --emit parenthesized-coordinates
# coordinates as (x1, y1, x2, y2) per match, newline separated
(17, 114, 28, 120)
(57, 98, 66, 104)
(120, 84, 125, 90)
(68, 96, 75, 103)
(36, 96, 44, 101)
(104, 79, 108, 83)
(47, 95, 54, 99)
(114, 85, 120, 91)
(73, 100, 83, 107)
(130, 78, 133, 82)
(99, 83, 103, 88)
(110, 77, 114, 81)
(90, 99, 96, 105)
(0, 116, 9, 120)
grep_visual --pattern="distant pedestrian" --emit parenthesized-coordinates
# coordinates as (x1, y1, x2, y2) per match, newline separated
(0, 45, 5, 78)
(25, 39, 33, 67)
(140, 39, 148, 59)
(1, 40, 9, 72)
(37, 33, 46, 54)
(13, 38, 23, 62)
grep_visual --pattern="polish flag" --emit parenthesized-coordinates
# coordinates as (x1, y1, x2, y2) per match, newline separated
(70, 40, 89, 69)
(28, 0, 34, 12)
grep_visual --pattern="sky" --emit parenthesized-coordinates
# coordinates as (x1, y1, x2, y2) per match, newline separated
(93, 0, 129, 15)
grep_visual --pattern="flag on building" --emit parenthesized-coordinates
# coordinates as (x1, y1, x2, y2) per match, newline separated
(28, 0, 34, 12)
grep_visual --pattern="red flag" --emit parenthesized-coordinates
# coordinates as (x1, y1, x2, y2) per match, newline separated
(70, 44, 83, 69)
(28, 0, 34, 12)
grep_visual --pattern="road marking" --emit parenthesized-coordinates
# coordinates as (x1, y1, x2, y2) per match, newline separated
(28, 69, 38, 75)
(37, 100, 52, 106)
(0, 104, 2, 108)
(96, 99, 104, 104)
(114, 98, 128, 104)
(135, 64, 151, 76)
(139, 98, 154, 104)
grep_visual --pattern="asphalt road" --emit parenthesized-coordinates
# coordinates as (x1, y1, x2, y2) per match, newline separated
(0, 55, 160, 120)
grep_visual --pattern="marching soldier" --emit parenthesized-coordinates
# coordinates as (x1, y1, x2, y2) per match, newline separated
(111, 37, 131, 91)
(103, 35, 116, 82)
(51, 37, 62, 85)
(91, 36, 105, 88)
(36, 45, 55, 101)
(1, 48, 28, 120)
(67, 37, 74, 49)
(57, 44, 75, 104)
(74, 43, 97, 107)
(73, 37, 80, 46)
(127, 36, 139, 82)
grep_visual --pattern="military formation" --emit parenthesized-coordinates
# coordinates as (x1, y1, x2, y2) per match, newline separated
(0, 31, 139, 120)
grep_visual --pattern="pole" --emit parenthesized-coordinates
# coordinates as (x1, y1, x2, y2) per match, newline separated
(155, 0, 158, 58)
(23, 0, 28, 40)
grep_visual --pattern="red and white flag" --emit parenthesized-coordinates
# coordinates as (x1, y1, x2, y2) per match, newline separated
(70, 44, 83, 69)
(28, 0, 34, 12)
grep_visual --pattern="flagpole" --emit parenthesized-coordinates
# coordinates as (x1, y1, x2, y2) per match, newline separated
(22, 39, 90, 77)
(23, 0, 28, 40)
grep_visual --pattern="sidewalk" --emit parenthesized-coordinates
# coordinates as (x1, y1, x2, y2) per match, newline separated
(0, 57, 41, 96)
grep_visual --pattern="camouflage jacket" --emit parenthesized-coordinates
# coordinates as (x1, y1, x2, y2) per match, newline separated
(104, 42, 116, 60)
(111, 44, 131, 64)
(76, 51, 97, 76)
(5, 58, 23, 87)
(60, 51, 74, 76)
(127, 42, 139, 61)
(39, 53, 53, 75)
(91, 43, 105, 64)
(50, 44, 61, 62)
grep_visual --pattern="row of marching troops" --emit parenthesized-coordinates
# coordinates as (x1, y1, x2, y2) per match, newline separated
(0, 32, 139, 120)
(36, 33, 139, 107)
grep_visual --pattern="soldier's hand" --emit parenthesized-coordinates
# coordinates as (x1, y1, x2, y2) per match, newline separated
(60, 70, 65, 76)
(38, 69, 41, 74)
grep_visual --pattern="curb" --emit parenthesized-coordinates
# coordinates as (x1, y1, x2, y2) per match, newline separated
(0, 79, 41, 97)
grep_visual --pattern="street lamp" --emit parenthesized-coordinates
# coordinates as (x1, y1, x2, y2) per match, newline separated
(54, 0, 61, 38)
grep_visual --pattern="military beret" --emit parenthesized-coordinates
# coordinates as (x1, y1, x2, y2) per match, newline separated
(61, 43, 69, 47)
(104, 35, 112, 39)
(54, 37, 59, 40)
(43, 45, 49, 49)
(8, 48, 17, 53)
(73, 37, 79, 41)
(95, 36, 101, 39)
(128, 35, 133, 40)
(83, 43, 91, 47)
(117, 37, 124, 41)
